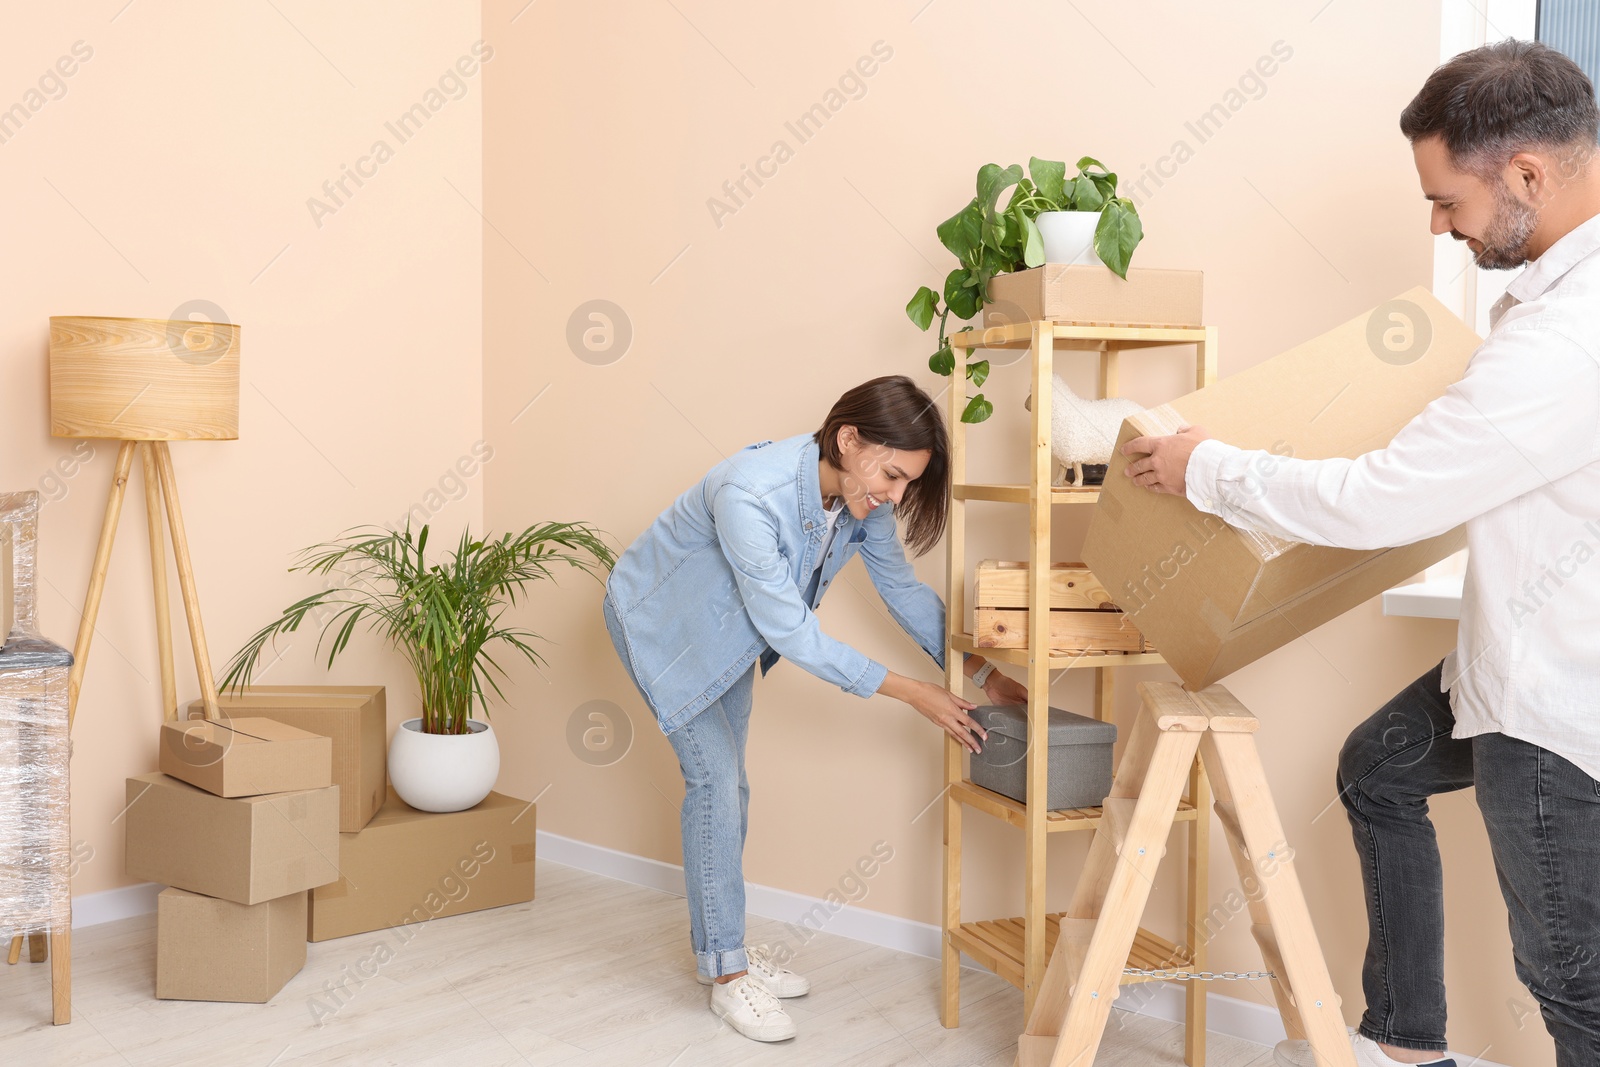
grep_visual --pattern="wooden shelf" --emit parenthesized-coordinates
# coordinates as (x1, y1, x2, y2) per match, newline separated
(949, 321, 1209, 352)
(951, 779, 1198, 834)
(951, 631, 1166, 670)
(950, 916, 1193, 992)
(953, 482, 1102, 504)
(940, 316, 1217, 1048)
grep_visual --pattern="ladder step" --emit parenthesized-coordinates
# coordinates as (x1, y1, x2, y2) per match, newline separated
(1015, 1033, 1056, 1067)
(1250, 923, 1294, 1004)
(1059, 915, 1096, 996)
(1214, 800, 1249, 857)
(1190, 684, 1260, 732)
(1099, 798, 1136, 855)
(1135, 681, 1208, 732)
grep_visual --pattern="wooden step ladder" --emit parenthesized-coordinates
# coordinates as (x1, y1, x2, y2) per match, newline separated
(1016, 681, 1357, 1067)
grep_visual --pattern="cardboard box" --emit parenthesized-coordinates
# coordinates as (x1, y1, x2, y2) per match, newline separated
(158, 716, 332, 798)
(1084, 286, 1476, 689)
(156, 888, 306, 1003)
(308, 789, 536, 942)
(985, 264, 1203, 328)
(124, 772, 340, 905)
(1, 524, 12, 649)
(188, 686, 385, 832)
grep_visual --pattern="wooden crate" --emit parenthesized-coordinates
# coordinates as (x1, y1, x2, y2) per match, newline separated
(975, 559, 1115, 610)
(973, 559, 1148, 652)
(973, 606, 1148, 652)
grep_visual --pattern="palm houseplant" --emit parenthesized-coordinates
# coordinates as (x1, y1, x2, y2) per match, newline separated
(221, 521, 617, 812)
(905, 155, 1143, 424)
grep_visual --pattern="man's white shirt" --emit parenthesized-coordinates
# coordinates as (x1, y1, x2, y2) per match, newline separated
(1186, 213, 1600, 779)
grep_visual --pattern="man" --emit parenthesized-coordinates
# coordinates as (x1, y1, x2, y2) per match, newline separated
(1123, 40, 1600, 1067)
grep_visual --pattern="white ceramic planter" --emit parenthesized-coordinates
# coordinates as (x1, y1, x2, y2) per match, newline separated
(389, 717, 500, 813)
(1035, 210, 1103, 266)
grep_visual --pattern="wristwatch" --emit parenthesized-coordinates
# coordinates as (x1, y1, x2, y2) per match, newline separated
(971, 661, 996, 690)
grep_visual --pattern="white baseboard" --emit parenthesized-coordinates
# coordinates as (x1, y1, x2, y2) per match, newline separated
(68, 836, 1510, 1066)
(68, 880, 162, 929)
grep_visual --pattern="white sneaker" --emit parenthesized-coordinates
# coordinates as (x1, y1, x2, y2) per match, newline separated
(1273, 1030, 1458, 1067)
(696, 945, 811, 997)
(709, 974, 797, 1042)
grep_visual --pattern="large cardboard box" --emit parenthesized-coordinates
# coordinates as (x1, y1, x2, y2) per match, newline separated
(1, 523, 13, 648)
(1084, 287, 1476, 689)
(156, 888, 307, 1003)
(308, 789, 536, 942)
(188, 685, 385, 832)
(124, 772, 340, 905)
(985, 264, 1203, 328)
(158, 716, 332, 797)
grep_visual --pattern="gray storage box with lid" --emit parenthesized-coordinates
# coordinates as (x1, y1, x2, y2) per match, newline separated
(969, 704, 1116, 810)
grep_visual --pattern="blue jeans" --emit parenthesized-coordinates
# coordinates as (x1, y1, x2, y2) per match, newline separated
(602, 594, 755, 979)
(1337, 660, 1600, 1065)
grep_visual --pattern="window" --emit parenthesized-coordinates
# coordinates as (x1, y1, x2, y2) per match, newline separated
(1538, 0, 1600, 90)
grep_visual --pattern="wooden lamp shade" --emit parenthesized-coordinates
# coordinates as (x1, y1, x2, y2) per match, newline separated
(49, 315, 240, 440)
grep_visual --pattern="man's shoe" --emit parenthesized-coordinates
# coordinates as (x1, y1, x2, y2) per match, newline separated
(696, 945, 811, 997)
(709, 974, 797, 1042)
(1274, 1030, 1457, 1067)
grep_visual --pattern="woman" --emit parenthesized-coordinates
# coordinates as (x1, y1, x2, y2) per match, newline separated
(600, 375, 1029, 1043)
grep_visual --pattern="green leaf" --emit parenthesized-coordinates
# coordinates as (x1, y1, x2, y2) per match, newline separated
(906, 286, 939, 331)
(1094, 199, 1144, 278)
(983, 207, 1010, 254)
(1020, 214, 1044, 268)
(1090, 173, 1117, 201)
(962, 394, 994, 423)
(944, 268, 981, 319)
(976, 163, 1023, 211)
(937, 198, 982, 260)
(1029, 156, 1066, 203)
(929, 345, 955, 376)
(1067, 175, 1104, 213)
(1076, 155, 1106, 174)
(967, 359, 990, 387)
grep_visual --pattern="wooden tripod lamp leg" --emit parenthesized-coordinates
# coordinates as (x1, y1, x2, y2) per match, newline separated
(140, 443, 178, 721)
(67, 441, 137, 732)
(152, 442, 220, 720)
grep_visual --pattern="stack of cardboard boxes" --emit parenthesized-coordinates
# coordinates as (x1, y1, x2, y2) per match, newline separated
(131, 717, 339, 1002)
(128, 686, 538, 1002)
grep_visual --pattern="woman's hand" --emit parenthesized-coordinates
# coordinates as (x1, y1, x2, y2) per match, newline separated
(874, 670, 989, 753)
(981, 669, 1029, 707)
(907, 680, 987, 754)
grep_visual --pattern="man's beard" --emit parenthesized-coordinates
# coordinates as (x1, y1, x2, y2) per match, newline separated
(1466, 183, 1539, 270)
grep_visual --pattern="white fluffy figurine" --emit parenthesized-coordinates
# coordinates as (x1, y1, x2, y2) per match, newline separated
(1024, 377, 1144, 487)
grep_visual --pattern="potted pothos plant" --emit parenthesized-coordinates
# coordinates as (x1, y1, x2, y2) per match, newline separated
(905, 155, 1143, 424)
(221, 521, 616, 813)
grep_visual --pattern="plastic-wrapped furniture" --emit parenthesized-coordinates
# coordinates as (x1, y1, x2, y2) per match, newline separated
(0, 491, 73, 1024)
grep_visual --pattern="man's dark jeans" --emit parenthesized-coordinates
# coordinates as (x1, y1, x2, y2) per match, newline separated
(1337, 660, 1600, 1065)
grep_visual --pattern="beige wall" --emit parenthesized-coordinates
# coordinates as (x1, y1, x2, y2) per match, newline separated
(2, 1, 1552, 1063)
(2, 6, 484, 901)
(485, 2, 1554, 1063)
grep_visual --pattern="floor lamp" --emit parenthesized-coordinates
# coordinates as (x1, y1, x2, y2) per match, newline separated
(4, 315, 241, 982)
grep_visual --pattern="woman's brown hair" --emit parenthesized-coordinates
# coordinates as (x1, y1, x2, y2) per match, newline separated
(813, 375, 949, 558)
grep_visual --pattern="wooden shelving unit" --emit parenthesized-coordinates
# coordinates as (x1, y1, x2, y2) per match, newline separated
(940, 317, 1218, 1067)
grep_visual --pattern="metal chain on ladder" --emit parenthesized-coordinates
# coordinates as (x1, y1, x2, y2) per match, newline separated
(1121, 966, 1277, 982)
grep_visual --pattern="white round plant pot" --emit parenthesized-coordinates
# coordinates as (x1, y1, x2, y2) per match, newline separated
(389, 717, 500, 813)
(1035, 210, 1103, 266)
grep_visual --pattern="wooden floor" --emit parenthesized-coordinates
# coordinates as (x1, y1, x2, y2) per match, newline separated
(1, 860, 1278, 1066)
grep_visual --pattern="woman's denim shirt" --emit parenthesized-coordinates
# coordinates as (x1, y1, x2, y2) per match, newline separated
(603, 432, 960, 734)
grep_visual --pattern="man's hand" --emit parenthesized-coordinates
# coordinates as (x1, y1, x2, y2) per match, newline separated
(1121, 425, 1211, 496)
